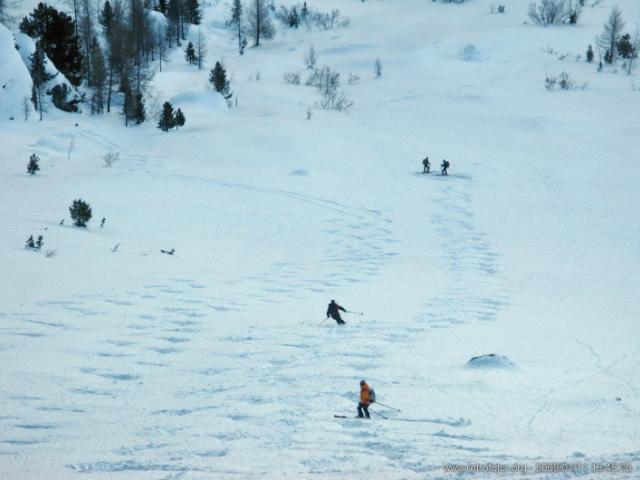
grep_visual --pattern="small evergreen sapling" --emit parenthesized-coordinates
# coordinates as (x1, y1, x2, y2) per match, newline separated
(69, 199, 92, 227)
(617, 34, 634, 59)
(25, 235, 44, 250)
(185, 41, 197, 65)
(27, 154, 40, 175)
(210, 62, 232, 98)
(586, 44, 594, 63)
(174, 108, 186, 129)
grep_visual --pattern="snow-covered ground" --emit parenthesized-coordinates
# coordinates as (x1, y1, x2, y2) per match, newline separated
(1, 0, 639, 478)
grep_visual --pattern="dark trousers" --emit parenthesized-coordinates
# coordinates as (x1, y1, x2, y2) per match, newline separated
(358, 403, 370, 418)
(331, 314, 345, 325)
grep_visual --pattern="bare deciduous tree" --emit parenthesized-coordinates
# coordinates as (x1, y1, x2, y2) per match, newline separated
(247, 0, 275, 47)
(597, 6, 624, 64)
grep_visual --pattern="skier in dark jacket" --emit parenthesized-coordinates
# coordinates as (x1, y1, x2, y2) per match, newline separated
(326, 300, 346, 325)
(422, 156, 430, 173)
(441, 159, 450, 176)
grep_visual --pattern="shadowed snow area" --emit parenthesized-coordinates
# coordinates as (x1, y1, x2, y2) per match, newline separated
(1, 0, 639, 479)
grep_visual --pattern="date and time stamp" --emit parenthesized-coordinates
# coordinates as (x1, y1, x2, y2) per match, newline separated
(443, 461, 634, 475)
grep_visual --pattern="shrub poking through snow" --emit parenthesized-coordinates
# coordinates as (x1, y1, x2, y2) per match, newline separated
(103, 152, 119, 167)
(69, 199, 92, 227)
(27, 154, 40, 175)
(528, 0, 568, 26)
(463, 44, 479, 61)
(277, 3, 349, 30)
(303, 45, 317, 69)
(283, 71, 301, 85)
(25, 235, 44, 250)
(545, 72, 586, 90)
(374, 58, 383, 77)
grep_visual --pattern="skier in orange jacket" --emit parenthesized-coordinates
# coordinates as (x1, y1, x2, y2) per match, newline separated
(358, 380, 372, 418)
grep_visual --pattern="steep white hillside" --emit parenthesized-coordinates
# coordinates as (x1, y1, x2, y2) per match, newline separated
(0, 23, 32, 120)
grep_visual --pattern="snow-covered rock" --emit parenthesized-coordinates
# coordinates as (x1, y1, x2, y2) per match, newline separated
(466, 353, 515, 368)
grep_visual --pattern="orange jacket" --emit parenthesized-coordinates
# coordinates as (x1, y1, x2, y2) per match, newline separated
(360, 382, 371, 405)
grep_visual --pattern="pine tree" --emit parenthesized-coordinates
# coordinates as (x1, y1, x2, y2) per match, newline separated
(99, 1, 114, 34)
(29, 41, 55, 121)
(209, 61, 231, 98)
(617, 34, 634, 59)
(133, 93, 146, 124)
(27, 154, 40, 175)
(158, 101, 175, 131)
(247, 0, 274, 47)
(69, 199, 92, 227)
(174, 108, 185, 129)
(157, 0, 167, 14)
(185, 41, 196, 64)
(185, 0, 201, 25)
(20, 3, 84, 86)
(586, 44, 593, 63)
(597, 6, 624, 64)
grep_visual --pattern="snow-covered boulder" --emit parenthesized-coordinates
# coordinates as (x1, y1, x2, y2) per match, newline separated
(0, 24, 32, 120)
(466, 353, 515, 369)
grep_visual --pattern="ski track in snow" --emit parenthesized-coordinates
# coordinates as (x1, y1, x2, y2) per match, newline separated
(415, 172, 509, 330)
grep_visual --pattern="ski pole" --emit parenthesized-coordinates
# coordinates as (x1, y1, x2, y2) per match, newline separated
(319, 317, 330, 325)
(374, 401, 401, 412)
(346, 311, 363, 316)
(372, 410, 388, 419)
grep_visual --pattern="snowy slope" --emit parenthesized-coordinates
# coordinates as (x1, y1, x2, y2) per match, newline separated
(1, 0, 639, 479)
(0, 24, 32, 120)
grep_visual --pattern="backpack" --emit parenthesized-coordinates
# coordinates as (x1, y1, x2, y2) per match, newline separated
(368, 388, 376, 403)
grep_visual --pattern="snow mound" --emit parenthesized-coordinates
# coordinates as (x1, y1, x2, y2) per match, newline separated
(0, 24, 32, 120)
(466, 353, 515, 369)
